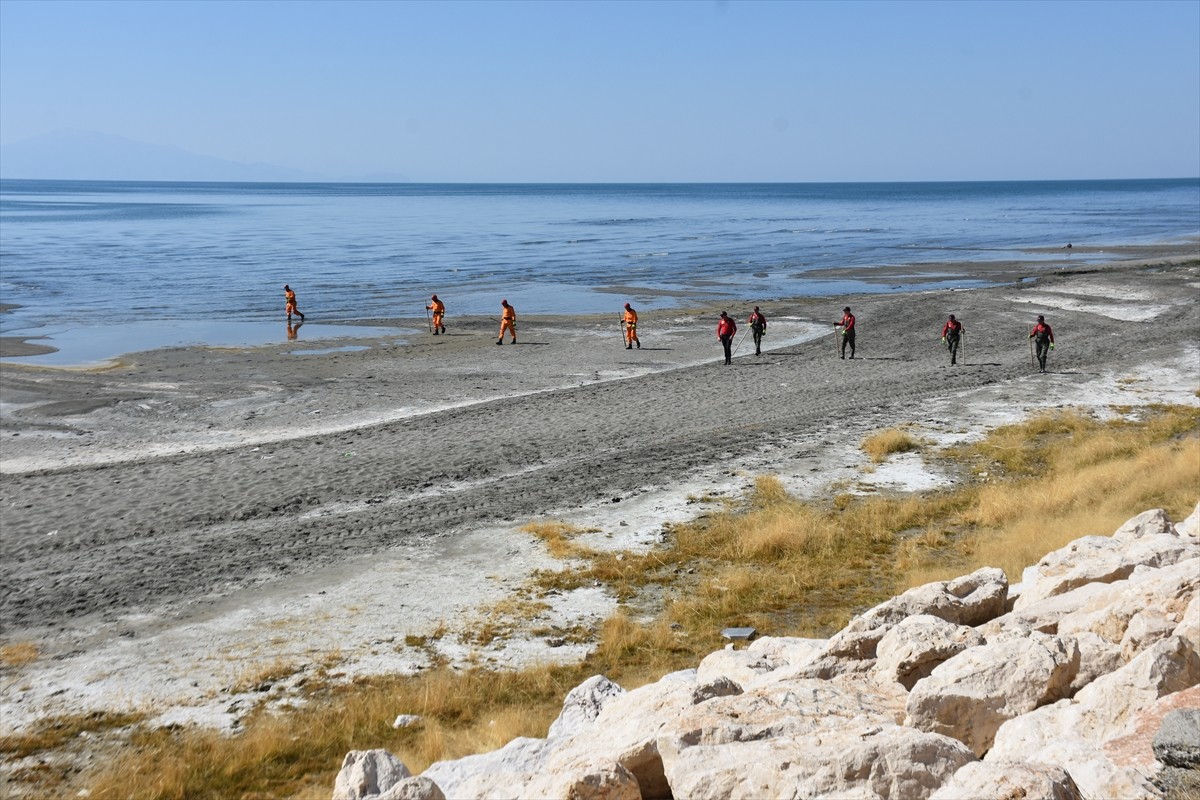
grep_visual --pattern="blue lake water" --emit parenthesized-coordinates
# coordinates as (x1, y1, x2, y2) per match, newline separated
(1, 179, 1197, 363)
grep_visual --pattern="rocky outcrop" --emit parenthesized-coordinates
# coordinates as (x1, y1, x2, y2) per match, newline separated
(332, 504, 1200, 800)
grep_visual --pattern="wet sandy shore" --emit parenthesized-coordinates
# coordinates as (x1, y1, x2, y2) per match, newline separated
(0, 248, 1197, 733)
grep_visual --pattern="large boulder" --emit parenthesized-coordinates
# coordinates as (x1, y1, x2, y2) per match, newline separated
(979, 580, 1112, 638)
(696, 637, 826, 689)
(661, 724, 973, 800)
(655, 676, 967, 799)
(541, 669, 742, 799)
(929, 761, 1083, 800)
(334, 750, 411, 800)
(547, 675, 626, 740)
(904, 632, 1079, 756)
(1056, 558, 1198, 649)
(872, 614, 985, 690)
(1177, 502, 1200, 539)
(376, 776, 445, 800)
(987, 636, 1200, 798)
(1015, 530, 1196, 612)
(420, 737, 551, 800)
(1153, 707, 1200, 769)
(801, 568, 1007, 676)
(1112, 508, 1176, 541)
(519, 755, 642, 800)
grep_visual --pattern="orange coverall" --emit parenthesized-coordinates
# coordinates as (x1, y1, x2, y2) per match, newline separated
(498, 302, 517, 343)
(623, 307, 640, 348)
(428, 297, 445, 333)
(284, 287, 302, 320)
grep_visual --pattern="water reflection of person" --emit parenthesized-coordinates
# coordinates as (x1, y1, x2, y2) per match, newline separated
(287, 320, 303, 341)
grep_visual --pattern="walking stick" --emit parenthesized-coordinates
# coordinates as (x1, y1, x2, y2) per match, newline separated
(834, 325, 841, 358)
(426, 305, 432, 333)
(961, 332, 966, 366)
(1029, 337, 1035, 367)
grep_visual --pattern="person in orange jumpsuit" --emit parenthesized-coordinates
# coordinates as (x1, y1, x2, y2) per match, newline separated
(497, 299, 517, 345)
(427, 294, 446, 335)
(284, 285, 305, 322)
(622, 303, 640, 349)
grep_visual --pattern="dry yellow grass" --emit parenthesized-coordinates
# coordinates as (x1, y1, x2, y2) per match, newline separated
(65, 404, 1200, 800)
(0, 641, 40, 669)
(520, 520, 597, 560)
(861, 427, 922, 463)
(896, 406, 1200, 586)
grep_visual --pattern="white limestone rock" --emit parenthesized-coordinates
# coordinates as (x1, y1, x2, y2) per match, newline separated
(420, 737, 551, 800)
(1112, 508, 1176, 542)
(801, 567, 1007, 677)
(1057, 557, 1198, 647)
(1173, 591, 1200, 651)
(979, 580, 1111, 638)
(929, 761, 1082, 800)
(873, 614, 986, 691)
(987, 635, 1200, 798)
(547, 675, 626, 740)
(660, 723, 973, 800)
(540, 669, 741, 799)
(376, 776, 446, 800)
(520, 755, 642, 800)
(904, 631, 1080, 756)
(1068, 631, 1123, 693)
(1015, 532, 1196, 611)
(334, 749, 411, 800)
(1177, 502, 1200, 539)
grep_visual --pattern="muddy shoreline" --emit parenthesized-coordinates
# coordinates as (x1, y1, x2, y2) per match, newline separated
(1, 250, 1197, 734)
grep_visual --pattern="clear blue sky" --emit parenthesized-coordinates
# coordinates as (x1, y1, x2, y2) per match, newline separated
(2, 0, 1197, 182)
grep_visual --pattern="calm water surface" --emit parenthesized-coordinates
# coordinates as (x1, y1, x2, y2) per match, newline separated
(1, 179, 1196, 363)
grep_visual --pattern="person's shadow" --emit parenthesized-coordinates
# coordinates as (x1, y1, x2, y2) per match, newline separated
(287, 321, 304, 341)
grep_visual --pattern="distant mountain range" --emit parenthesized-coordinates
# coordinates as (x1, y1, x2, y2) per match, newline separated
(0, 129, 408, 183)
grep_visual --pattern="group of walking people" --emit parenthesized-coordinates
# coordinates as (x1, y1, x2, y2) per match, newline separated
(284, 285, 1057, 372)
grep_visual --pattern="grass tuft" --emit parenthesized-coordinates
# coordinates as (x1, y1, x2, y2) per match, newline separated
(0, 641, 40, 669)
(861, 427, 922, 463)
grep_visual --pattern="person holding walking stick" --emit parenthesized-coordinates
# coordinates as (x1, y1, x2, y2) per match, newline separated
(834, 306, 856, 359)
(427, 294, 446, 335)
(941, 314, 964, 365)
(1029, 315, 1055, 373)
(622, 303, 641, 349)
(748, 306, 767, 356)
(716, 311, 737, 365)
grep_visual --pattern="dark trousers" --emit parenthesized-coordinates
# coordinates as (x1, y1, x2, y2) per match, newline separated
(752, 326, 764, 354)
(1035, 337, 1050, 371)
(720, 335, 733, 364)
(947, 333, 960, 364)
(840, 329, 856, 358)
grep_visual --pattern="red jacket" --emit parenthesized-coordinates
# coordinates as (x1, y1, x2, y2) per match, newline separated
(942, 319, 964, 337)
(749, 311, 767, 330)
(1030, 322, 1054, 343)
(717, 316, 737, 338)
(839, 312, 856, 331)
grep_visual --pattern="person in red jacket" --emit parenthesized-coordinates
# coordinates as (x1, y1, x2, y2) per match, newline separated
(748, 307, 767, 356)
(941, 314, 964, 365)
(834, 306, 856, 359)
(716, 311, 737, 365)
(1029, 315, 1055, 373)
